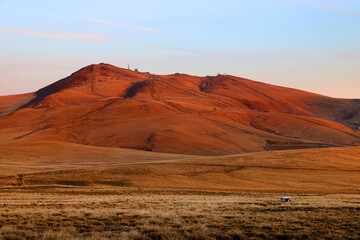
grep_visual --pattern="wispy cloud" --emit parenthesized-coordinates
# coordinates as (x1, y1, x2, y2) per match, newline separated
(271, 0, 360, 17)
(149, 44, 210, 54)
(319, 4, 360, 17)
(84, 18, 158, 33)
(0, 28, 111, 42)
(327, 50, 360, 58)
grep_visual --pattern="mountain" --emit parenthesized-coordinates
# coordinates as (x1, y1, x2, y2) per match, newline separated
(0, 63, 359, 155)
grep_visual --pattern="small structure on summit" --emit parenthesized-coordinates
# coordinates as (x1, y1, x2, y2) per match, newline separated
(280, 197, 291, 202)
(134, 68, 139, 72)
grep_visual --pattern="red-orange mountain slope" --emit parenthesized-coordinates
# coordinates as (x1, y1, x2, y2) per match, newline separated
(0, 63, 359, 155)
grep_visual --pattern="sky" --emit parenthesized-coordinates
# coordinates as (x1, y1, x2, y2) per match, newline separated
(0, 0, 359, 98)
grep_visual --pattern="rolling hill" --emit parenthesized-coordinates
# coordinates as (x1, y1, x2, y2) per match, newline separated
(0, 140, 359, 193)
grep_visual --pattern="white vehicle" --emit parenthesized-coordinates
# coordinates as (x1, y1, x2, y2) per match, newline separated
(280, 197, 291, 202)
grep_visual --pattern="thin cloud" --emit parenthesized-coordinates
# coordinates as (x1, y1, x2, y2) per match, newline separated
(0, 28, 111, 42)
(321, 5, 360, 17)
(84, 18, 158, 33)
(271, 0, 360, 17)
(328, 50, 360, 58)
(309, 1, 360, 17)
(150, 44, 211, 55)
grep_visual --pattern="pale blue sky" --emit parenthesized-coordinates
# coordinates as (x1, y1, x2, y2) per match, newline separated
(0, 0, 359, 98)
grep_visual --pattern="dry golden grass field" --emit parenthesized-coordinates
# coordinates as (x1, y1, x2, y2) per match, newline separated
(0, 145, 359, 239)
(0, 188, 359, 240)
(1, 142, 359, 194)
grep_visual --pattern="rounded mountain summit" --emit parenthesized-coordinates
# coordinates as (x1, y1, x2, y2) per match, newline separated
(0, 63, 359, 155)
